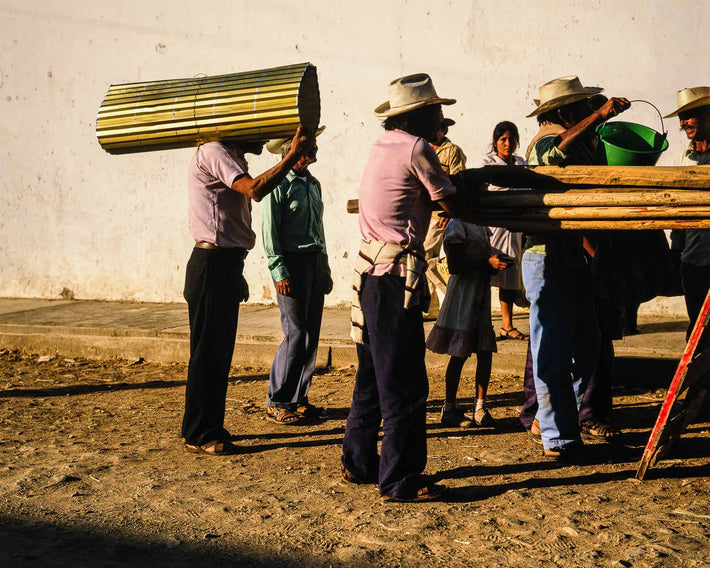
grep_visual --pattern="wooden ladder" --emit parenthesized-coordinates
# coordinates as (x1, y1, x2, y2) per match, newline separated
(636, 288, 710, 479)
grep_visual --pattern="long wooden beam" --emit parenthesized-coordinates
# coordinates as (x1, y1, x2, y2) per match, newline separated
(479, 205, 710, 220)
(477, 189, 710, 207)
(465, 165, 710, 189)
(347, 190, 710, 213)
(346, 165, 710, 229)
(462, 218, 710, 231)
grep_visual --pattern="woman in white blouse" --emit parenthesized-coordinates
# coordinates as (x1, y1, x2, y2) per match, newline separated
(482, 121, 528, 341)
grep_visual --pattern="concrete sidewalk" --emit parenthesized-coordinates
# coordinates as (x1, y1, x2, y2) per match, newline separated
(0, 297, 690, 378)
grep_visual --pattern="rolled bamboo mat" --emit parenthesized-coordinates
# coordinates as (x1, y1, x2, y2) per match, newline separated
(96, 62, 320, 154)
(346, 165, 710, 230)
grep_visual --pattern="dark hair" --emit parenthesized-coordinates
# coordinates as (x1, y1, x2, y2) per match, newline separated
(679, 105, 710, 121)
(490, 121, 520, 153)
(383, 104, 441, 140)
(536, 98, 593, 125)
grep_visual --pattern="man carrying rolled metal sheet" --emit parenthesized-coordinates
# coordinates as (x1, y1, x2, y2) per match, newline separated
(667, 87, 710, 337)
(261, 127, 332, 425)
(182, 128, 314, 456)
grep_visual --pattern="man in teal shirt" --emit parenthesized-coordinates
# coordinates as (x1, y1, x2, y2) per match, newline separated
(261, 128, 332, 424)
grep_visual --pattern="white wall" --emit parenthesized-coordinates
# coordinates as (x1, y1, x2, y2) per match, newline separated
(0, 0, 707, 314)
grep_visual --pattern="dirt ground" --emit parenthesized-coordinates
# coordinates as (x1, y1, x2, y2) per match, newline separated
(0, 348, 708, 568)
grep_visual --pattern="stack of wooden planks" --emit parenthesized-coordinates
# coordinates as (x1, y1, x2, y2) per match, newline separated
(346, 166, 710, 230)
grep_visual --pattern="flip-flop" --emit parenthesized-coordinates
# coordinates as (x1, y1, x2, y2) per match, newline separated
(381, 484, 447, 502)
(184, 440, 238, 456)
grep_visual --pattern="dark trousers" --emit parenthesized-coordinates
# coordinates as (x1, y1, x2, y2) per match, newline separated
(267, 251, 325, 409)
(182, 247, 246, 446)
(342, 274, 429, 498)
(519, 334, 614, 428)
(680, 262, 710, 339)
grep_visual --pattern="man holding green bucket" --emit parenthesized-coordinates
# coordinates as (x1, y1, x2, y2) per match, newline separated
(666, 87, 710, 337)
(521, 76, 630, 460)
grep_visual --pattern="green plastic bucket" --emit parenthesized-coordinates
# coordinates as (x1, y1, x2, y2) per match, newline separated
(596, 100, 668, 166)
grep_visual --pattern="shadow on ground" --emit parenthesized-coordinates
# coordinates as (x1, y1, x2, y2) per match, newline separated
(0, 515, 365, 568)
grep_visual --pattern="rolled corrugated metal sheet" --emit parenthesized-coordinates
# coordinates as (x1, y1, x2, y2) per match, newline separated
(96, 62, 320, 154)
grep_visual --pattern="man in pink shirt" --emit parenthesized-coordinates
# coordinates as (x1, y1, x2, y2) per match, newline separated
(342, 74, 461, 501)
(183, 128, 313, 456)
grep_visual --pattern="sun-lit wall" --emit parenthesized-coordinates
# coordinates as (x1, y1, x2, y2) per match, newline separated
(1, 0, 707, 315)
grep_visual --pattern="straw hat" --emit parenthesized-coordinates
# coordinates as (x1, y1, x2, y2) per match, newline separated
(266, 125, 325, 155)
(663, 87, 710, 118)
(526, 76, 603, 118)
(374, 74, 455, 117)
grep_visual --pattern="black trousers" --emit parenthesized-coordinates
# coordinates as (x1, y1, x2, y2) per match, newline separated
(680, 261, 710, 339)
(182, 247, 246, 446)
(341, 274, 429, 498)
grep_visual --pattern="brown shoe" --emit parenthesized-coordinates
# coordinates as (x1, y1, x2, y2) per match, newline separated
(542, 441, 584, 462)
(527, 418, 543, 444)
(381, 484, 448, 502)
(341, 462, 376, 485)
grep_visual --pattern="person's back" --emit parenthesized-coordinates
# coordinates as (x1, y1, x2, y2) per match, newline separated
(359, 129, 450, 250)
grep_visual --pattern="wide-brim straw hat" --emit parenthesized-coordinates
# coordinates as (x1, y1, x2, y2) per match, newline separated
(663, 86, 710, 118)
(374, 73, 455, 117)
(527, 76, 603, 118)
(266, 125, 326, 155)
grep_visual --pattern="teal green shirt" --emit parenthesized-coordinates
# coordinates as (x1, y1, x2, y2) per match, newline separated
(261, 170, 330, 282)
(525, 133, 595, 261)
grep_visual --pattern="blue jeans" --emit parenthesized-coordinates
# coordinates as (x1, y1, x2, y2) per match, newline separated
(267, 251, 325, 409)
(522, 251, 600, 449)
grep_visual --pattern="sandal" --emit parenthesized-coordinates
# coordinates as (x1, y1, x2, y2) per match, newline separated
(295, 402, 324, 419)
(184, 439, 238, 456)
(580, 418, 623, 442)
(340, 462, 376, 485)
(381, 484, 448, 502)
(265, 406, 303, 425)
(499, 327, 529, 341)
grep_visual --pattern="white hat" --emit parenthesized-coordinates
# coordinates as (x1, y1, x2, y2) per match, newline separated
(374, 73, 455, 117)
(527, 76, 603, 118)
(663, 87, 710, 118)
(266, 125, 325, 155)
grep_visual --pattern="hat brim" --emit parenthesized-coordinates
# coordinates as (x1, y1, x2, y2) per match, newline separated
(526, 87, 604, 118)
(266, 125, 326, 154)
(374, 97, 456, 118)
(663, 97, 710, 118)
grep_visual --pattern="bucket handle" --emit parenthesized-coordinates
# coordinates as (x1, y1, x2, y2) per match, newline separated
(627, 99, 667, 138)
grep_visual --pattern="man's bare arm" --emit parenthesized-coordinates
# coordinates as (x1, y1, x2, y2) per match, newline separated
(231, 127, 313, 202)
(556, 97, 630, 154)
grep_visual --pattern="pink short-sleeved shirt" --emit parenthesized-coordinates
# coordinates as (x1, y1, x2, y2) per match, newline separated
(358, 130, 457, 274)
(187, 142, 256, 250)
